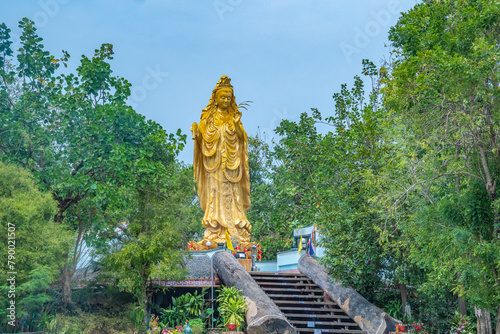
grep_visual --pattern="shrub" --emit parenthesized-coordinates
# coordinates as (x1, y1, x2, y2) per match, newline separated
(216, 286, 247, 331)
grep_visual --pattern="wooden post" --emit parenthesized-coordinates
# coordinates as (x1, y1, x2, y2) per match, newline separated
(298, 255, 401, 334)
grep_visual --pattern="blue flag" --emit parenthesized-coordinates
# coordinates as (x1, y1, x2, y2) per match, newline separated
(307, 238, 315, 256)
(307, 227, 317, 256)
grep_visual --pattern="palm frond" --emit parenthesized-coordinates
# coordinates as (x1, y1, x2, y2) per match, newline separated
(238, 101, 253, 111)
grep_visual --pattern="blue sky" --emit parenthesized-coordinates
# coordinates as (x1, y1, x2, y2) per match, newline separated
(1, 0, 417, 163)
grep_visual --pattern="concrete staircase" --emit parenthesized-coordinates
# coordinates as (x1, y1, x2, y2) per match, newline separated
(249, 271, 366, 334)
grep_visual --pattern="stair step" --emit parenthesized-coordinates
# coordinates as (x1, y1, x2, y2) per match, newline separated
(250, 271, 306, 276)
(284, 313, 352, 320)
(290, 320, 358, 326)
(252, 271, 363, 333)
(294, 329, 366, 334)
(280, 306, 347, 313)
(273, 300, 337, 306)
(252, 276, 314, 282)
(262, 287, 323, 293)
(267, 294, 326, 299)
(256, 282, 318, 287)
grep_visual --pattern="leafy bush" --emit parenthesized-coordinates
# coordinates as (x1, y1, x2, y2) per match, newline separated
(49, 311, 134, 334)
(216, 286, 241, 309)
(0, 163, 73, 332)
(128, 303, 146, 332)
(448, 312, 477, 334)
(189, 318, 205, 334)
(160, 290, 208, 328)
(72, 282, 135, 314)
(216, 286, 247, 331)
(385, 299, 402, 320)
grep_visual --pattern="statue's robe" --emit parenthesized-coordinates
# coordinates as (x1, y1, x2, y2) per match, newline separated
(193, 109, 251, 244)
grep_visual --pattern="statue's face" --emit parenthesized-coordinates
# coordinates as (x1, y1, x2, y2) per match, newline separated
(217, 90, 232, 110)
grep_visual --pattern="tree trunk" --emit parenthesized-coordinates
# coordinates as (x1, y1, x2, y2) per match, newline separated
(212, 251, 295, 334)
(475, 307, 492, 334)
(61, 261, 72, 306)
(458, 295, 467, 316)
(496, 306, 500, 334)
(455, 272, 467, 316)
(141, 277, 148, 334)
(398, 282, 408, 318)
(298, 255, 400, 334)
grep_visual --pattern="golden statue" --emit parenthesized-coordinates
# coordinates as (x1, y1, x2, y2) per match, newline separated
(190, 75, 252, 250)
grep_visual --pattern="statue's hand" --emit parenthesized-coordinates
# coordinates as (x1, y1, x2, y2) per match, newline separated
(234, 111, 242, 123)
(190, 122, 198, 139)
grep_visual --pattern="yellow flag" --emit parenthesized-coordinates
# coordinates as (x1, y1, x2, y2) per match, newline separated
(298, 229, 303, 254)
(225, 229, 234, 251)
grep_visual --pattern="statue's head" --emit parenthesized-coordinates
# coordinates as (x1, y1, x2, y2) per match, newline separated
(216, 88, 233, 110)
(202, 76, 238, 118)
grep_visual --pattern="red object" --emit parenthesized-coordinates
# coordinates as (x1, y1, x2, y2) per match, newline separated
(258, 255, 262, 260)
(188, 244, 193, 248)
(235, 246, 240, 250)
(395, 324, 407, 332)
(244, 249, 248, 252)
(232, 252, 236, 256)
(308, 229, 317, 256)
(257, 250, 262, 254)
(195, 249, 199, 251)
(227, 324, 237, 331)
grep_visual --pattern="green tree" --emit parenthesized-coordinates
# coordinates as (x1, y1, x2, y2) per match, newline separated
(385, 0, 500, 331)
(247, 134, 297, 258)
(101, 161, 193, 333)
(0, 18, 186, 305)
(313, 66, 412, 309)
(257, 60, 454, 327)
(0, 162, 71, 331)
(255, 61, 414, 310)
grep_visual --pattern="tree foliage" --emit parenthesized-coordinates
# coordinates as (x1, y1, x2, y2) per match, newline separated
(0, 18, 192, 309)
(384, 0, 500, 319)
(0, 162, 71, 330)
(257, 61, 423, 309)
(247, 135, 297, 258)
(101, 156, 202, 334)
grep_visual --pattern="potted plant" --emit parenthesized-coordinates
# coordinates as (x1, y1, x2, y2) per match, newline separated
(217, 286, 247, 332)
(188, 318, 205, 334)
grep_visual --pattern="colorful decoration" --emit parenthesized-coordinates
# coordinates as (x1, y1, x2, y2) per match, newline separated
(225, 229, 235, 251)
(298, 229, 303, 254)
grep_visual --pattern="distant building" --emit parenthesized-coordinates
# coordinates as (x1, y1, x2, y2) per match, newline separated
(256, 224, 325, 272)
